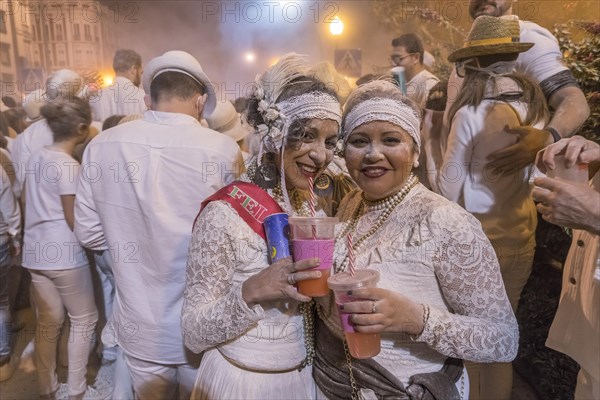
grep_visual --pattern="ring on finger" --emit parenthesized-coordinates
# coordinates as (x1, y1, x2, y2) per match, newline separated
(371, 301, 378, 314)
(287, 274, 296, 285)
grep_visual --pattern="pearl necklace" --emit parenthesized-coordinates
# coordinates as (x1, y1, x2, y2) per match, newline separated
(335, 174, 419, 273)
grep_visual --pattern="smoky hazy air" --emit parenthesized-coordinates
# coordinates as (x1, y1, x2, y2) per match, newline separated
(104, 1, 395, 101)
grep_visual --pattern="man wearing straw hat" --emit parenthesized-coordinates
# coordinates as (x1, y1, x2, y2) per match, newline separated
(442, 0, 589, 175)
(74, 50, 243, 399)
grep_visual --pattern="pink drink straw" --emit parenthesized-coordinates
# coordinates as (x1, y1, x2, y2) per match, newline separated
(347, 233, 355, 276)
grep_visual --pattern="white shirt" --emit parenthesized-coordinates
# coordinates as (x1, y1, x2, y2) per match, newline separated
(22, 148, 88, 270)
(407, 69, 439, 109)
(546, 173, 600, 380)
(0, 166, 21, 246)
(11, 119, 54, 198)
(437, 78, 542, 252)
(445, 18, 569, 129)
(74, 110, 243, 364)
(90, 76, 147, 123)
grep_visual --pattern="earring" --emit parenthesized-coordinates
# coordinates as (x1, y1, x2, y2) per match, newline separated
(413, 160, 420, 169)
(313, 173, 334, 197)
(254, 153, 280, 189)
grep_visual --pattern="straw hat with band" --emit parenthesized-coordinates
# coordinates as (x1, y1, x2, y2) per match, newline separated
(448, 15, 533, 63)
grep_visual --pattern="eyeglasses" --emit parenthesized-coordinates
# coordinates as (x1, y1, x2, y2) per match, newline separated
(390, 53, 414, 66)
(455, 58, 478, 78)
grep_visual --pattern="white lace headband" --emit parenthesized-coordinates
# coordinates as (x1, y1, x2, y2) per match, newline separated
(342, 98, 421, 150)
(258, 91, 341, 152)
(279, 92, 342, 125)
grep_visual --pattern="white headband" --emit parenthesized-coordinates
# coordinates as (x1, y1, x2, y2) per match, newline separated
(278, 92, 342, 125)
(342, 98, 421, 150)
(258, 91, 341, 152)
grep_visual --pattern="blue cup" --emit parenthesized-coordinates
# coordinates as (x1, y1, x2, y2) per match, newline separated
(264, 213, 291, 264)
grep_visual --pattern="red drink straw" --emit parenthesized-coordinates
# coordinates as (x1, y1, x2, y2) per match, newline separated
(308, 177, 316, 239)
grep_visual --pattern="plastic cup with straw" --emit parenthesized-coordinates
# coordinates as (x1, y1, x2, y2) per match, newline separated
(327, 232, 382, 358)
(288, 176, 337, 297)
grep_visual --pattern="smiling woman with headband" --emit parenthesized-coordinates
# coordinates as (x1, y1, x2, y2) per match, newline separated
(181, 53, 342, 399)
(312, 79, 518, 400)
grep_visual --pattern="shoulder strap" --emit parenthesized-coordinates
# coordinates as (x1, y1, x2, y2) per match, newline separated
(193, 181, 283, 241)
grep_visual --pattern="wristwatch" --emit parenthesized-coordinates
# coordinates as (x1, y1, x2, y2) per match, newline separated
(546, 127, 562, 143)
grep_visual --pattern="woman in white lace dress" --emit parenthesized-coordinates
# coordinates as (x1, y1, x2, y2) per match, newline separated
(181, 54, 342, 399)
(312, 80, 519, 400)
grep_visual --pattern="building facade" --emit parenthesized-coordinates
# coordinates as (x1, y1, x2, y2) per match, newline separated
(1, 0, 119, 99)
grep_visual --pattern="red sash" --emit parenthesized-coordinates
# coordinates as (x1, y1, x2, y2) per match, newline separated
(193, 181, 284, 241)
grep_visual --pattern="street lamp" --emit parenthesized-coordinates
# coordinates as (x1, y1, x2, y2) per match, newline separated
(329, 16, 344, 36)
(244, 52, 256, 63)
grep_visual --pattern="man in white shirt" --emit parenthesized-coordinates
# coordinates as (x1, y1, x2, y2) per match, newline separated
(74, 50, 243, 399)
(89, 49, 146, 124)
(443, 0, 589, 174)
(390, 33, 440, 109)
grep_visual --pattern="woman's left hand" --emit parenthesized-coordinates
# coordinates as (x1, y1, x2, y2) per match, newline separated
(341, 287, 424, 336)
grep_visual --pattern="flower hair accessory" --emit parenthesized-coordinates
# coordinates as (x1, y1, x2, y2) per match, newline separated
(251, 53, 309, 153)
(251, 53, 342, 155)
(342, 98, 421, 150)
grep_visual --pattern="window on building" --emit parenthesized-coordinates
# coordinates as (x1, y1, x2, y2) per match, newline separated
(73, 24, 80, 40)
(1, 43, 11, 66)
(56, 23, 63, 41)
(34, 22, 41, 41)
(0, 11, 7, 34)
(84, 25, 91, 41)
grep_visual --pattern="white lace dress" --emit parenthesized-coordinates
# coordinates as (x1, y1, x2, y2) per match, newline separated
(319, 183, 518, 397)
(182, 190, 325, 400)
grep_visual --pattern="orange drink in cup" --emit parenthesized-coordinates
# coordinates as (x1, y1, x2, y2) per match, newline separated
(327, 269, 381, 359)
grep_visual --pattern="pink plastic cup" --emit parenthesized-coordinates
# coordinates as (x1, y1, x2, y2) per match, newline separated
(288, 217, 338, 297)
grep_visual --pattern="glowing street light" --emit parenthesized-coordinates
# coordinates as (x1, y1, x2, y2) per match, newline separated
(245, 52, 256, 63)
(329, 16, 344, 36)
(102, 74, 114, 87)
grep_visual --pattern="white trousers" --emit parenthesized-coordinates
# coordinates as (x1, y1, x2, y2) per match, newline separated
(123, 353, 198, 400)
(30, 267, 98, 397)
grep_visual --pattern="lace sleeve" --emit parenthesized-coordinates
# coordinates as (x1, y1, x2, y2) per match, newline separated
(181, 201, 265, 354)
(416, 204, 519, 363)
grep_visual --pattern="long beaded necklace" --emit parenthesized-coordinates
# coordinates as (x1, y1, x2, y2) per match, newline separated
(247, 160, 317, 369)
(335, 173, 419, 274)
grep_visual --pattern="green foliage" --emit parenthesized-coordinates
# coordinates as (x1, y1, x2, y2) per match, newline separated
(554, 21, 600, 143)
